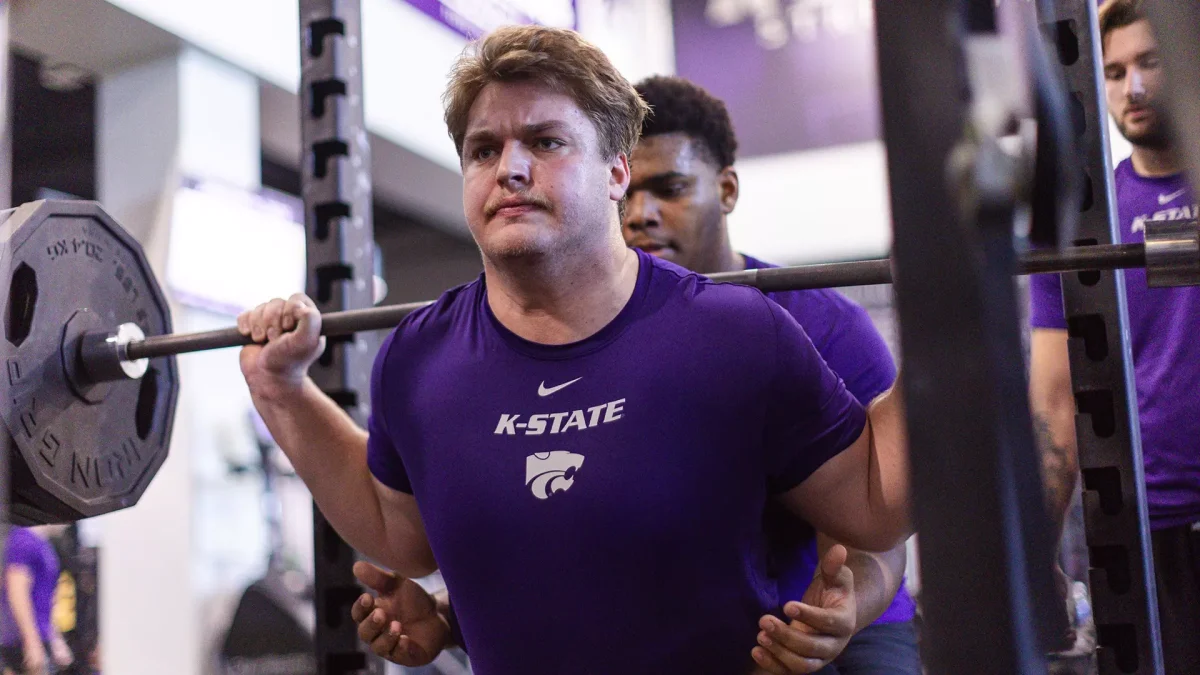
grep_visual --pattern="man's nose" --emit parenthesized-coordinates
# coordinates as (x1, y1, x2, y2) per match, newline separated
(1126, 67, 1147, 101)
(622, 192, 660, 231)
(496, 143, 532, 189)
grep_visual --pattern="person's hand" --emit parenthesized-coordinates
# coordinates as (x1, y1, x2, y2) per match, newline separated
(237, 294, 325, 394)
(351, 561, 450, 666)
(50, 635, 73, 667)
(23, 637, 48, 674)
(752, 544, 857, 674)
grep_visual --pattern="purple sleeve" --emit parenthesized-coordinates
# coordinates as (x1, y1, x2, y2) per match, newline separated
(1029, 272, 1068, 330)
(817, 300, 897, 405)
(763, 300, 868, 493)
(366, 329, 413, 494)
(4, 530, 37, 570)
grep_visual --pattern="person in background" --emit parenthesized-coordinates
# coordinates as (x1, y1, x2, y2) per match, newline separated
(1029, 1, 1200, 672)
(620, 75, 920, 675)
(1, 527, 74, 675)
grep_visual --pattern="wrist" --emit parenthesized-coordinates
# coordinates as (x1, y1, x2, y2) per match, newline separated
(249, 373, 310, 404)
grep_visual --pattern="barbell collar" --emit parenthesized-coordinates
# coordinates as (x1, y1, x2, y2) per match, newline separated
(79, 323, 150, 383)
(1144, 219, 1200, 288)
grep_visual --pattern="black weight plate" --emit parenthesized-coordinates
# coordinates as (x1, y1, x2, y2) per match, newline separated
(0, 200, 178, 521)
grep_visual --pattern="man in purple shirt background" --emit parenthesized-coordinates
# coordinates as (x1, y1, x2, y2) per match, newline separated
(238, 24, 912, 675)
(621, 75, 919, 675)
(1028, 1, 1200, 672)
(1, 527, 73, 675)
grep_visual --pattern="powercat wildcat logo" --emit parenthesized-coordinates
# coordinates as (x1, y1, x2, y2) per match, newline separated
(525, 451, 585, 500)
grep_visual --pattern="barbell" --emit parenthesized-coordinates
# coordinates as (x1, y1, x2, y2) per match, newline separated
(3, 199, 1198, 523)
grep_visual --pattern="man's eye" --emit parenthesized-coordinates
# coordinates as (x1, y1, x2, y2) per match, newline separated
(473, 147, 497, 161)
(536, 138, 563, 151)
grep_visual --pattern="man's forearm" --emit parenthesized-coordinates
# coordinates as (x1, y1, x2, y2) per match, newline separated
(1029, 329, 1080, 543)
(849, 546, 905, 631)
(253, 377, 404, 567)
(818, 533, 905, 631)
(6, 579, 41, 646)
(1032, 413, 1078, 540)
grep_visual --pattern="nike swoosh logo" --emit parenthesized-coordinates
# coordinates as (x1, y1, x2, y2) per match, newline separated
(1159, 189, 1187, 205)
(538, 377, 582, 397)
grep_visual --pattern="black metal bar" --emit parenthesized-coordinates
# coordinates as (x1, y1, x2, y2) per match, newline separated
(298, 1, 377, 674)
(875, 0, 1050, 672)
(0, 0, 10, 213)
(125, 301, 431, 361)
(122, 243, 1150, 363)
(1041, 0, 1165, 672)
(2, 0, 12, 553)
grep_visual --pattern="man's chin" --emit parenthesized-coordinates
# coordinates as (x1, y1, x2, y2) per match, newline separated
(482, 232, 553, 262)
(1118, 118, 1171, 149)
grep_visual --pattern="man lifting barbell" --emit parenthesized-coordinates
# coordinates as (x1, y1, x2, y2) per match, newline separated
(238, 25, 912, 675)
(347, 75, 920, 675)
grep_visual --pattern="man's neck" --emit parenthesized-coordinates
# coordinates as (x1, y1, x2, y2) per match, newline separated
(702, 222, 744, 274)
(485, 235, 639, 345)
(1131, 144, 1181, 178)
(710, 247, 745, 275)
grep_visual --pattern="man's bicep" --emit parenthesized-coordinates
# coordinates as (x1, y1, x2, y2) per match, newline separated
(776, 423, 888, 551)
(372, 477, 438, 577)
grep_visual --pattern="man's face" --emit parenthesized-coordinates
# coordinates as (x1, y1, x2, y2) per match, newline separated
(1104, 19, 1168, 149)
(460, 80, 629, 263)
(621, 133, 737, 273)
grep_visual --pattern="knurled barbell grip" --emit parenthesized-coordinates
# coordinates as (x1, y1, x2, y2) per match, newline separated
(122, 300, 435, 362)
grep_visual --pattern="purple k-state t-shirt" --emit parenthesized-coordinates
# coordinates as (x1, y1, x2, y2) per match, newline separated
(1030, 158, 1200, 530)
(745, 256, 915, 625)
(367, 249, 867, 675)
(1, 528, 60, 646)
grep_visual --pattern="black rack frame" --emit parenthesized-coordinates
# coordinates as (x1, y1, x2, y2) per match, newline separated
(298, 1, 378, 673)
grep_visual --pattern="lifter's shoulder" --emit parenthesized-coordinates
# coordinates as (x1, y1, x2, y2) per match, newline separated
(375, 278, 483, 370)
(650, 258, 782, 338)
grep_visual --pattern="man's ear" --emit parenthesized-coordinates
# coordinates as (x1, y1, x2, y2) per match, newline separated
(718, 166, 739, 215)
(610, 152, 632, 202)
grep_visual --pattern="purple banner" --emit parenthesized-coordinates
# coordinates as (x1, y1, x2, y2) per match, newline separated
(403, 0, 577, 40)
(672, 0, 880, 157)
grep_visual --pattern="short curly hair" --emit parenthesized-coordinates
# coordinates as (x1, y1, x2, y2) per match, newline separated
(634, 76, 738, 169)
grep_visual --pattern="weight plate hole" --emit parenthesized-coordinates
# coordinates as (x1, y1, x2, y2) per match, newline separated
(6, 262, 38, 347)
(135, 366, 160, 440)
